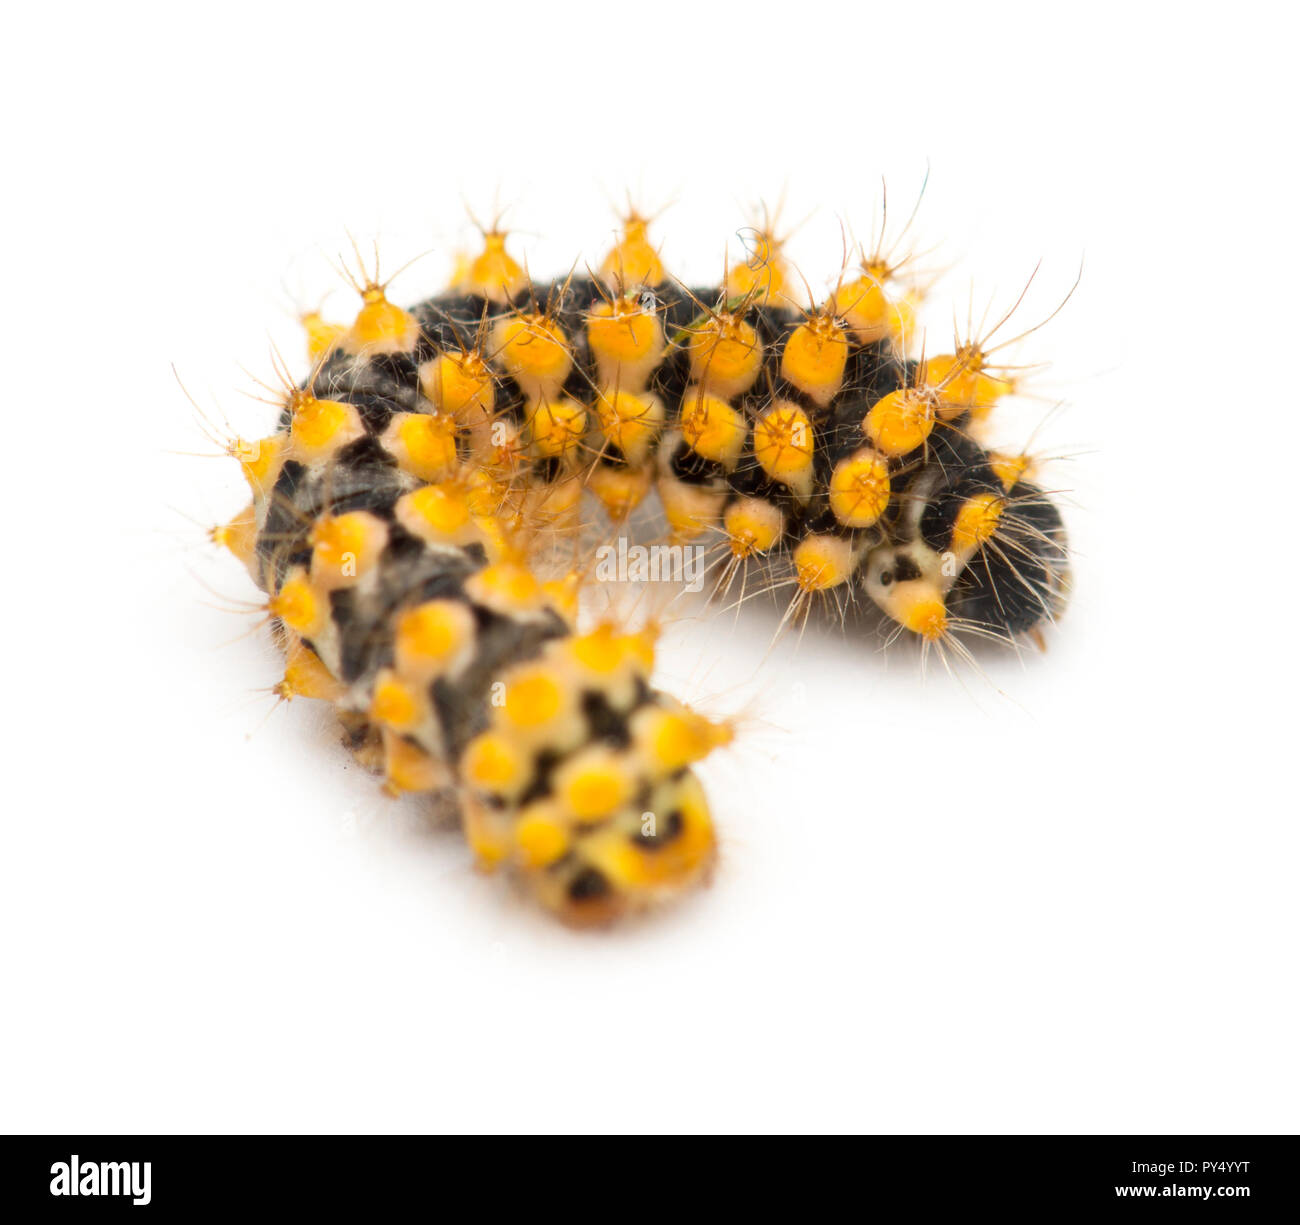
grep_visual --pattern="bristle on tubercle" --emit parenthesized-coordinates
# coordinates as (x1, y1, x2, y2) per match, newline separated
(213, 197, 1075, 921)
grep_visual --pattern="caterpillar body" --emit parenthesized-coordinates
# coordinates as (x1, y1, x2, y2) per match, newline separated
(213, 214, 1072, 923)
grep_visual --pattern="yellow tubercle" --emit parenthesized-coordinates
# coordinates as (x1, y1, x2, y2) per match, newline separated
(598, 214, 665, 289)
(212, 502, 258, 567)
(679, 387, 747, 468)
(395, 599, 476, 681)
(501, 667, 564, 730)
(657, 474, 725, 542)
(396, 482, 474, 544)
(924, 347, 1016, 420)
(419, 351, 496, 426)
(828, 447, 891, 528)
(381, 412, 460, 483)
(288, 392, 365, 461)
(564, 622, 658, 691)
(455, 231, 526, 303)
(381, 732, 447, 796)
(989, 451, 1033, 492)
(555, 749, 633, 822)
(586, 462, 653, 521)
(593, 388, 664, 465)
(493, 313, 574, 401)
(633, 704, 733, 777)
(723, 496, 784, 557)
(864, 387, 936, 457)
(827, 270, 891, 345)
(685, 313, 762, 398)
(277, 638, 344, 703)
(780, 317, 849, 406)
(462, 796, 512, 870)
(568, 622, 624, 675)
(513, 805, 571, 870)
(235, 434, 285, 496)
(726, 231, 789, 305)
(465, 562, 545, 616)
(523, 395, 587, 462)
(752, 400, 814, 494)
(370, 671, 424, 732)
(301, 310, 346, 362)
(461, 731, 527, 799)
(343, 285, 420, 356)
(903, 597, 949, 641)
(269, 570, 328, 639)
(309, 511, 388, 589)
(792, 534, 856, 592)
(950, 492, 1005, 554)
(587, 297, 666, 388)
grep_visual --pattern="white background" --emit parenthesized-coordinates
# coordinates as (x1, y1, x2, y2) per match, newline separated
(2, 1, 1296, 1134)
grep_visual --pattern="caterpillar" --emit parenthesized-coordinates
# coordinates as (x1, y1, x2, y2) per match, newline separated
(209, 207, 1073, 924)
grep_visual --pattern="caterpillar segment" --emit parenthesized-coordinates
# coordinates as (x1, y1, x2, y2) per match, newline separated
(860, 430, 1071, 645)
(231, 315, 729, 922)
(287, 221, 1070, 655)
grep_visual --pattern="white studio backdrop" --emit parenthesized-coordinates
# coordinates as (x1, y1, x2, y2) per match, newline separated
(0, 1, 1296, 1133)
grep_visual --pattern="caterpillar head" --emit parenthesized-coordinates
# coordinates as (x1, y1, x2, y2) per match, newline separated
(862, 541, 949, 641)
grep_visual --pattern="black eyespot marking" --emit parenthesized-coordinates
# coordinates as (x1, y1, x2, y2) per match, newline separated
(568, 867, 611, 902)
(892, 555, 923, 584)
(632, 809, 684, 846)
(581, 690, 632, 748)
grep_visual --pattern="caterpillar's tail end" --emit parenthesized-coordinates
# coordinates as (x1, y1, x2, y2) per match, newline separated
(547, 769, 718, 927)
(465, 769, 718, 927)
(455, 625, 731, 924)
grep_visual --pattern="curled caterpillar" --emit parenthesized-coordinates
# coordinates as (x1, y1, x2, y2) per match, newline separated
(211, 209, 1073, 923)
